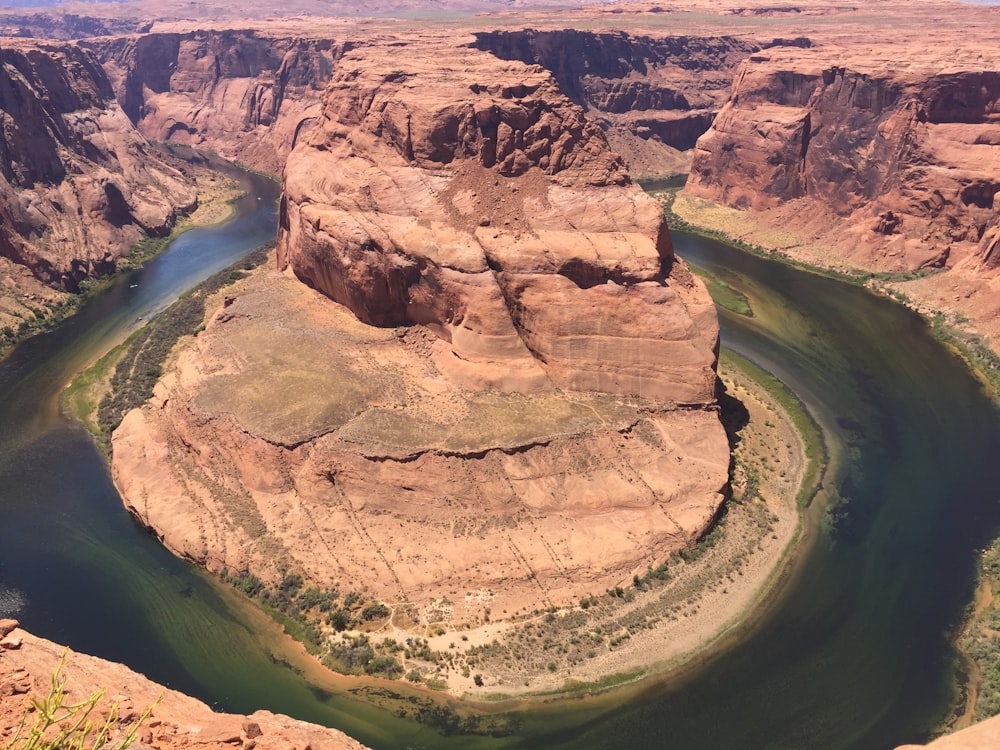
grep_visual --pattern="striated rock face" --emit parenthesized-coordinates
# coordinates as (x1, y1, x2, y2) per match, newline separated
(278, 40, 718, 403)
(0, 620, 369, 750)
(112, 37, 728, 623)
(91, 31, 353, 174)
(687, 50, 1000, 272)
(0, 39, 196, 291)
(475, 29, 758, 176)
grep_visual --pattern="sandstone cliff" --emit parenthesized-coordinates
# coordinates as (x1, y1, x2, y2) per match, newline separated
(475, 29, 758, 177)
(687, 48, 1000, 274)
(0, 39, 197, 342)
(90, 31, 351, 175)
(0, 619, 368, 750)
(111, 37, 728, 628)
(0, 40, 196, 289)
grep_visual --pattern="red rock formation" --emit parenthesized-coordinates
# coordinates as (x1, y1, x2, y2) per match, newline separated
(91, 31, 351, 174)
(112, 36, 728, 625)
(0, 619, 369, 750)
(474, 29, 758, 176)
(687, 50, 1000, 272)
(278, 39, 718, 402)
(0, 39, 196, 290)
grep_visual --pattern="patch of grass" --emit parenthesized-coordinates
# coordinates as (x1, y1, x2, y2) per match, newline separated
(62, 336, 136, 439)
(690, 265, 753, 316)
(545, 669, 648, 696)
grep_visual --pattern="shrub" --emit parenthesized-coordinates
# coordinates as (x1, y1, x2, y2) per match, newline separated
(361, 602, 390, 621)
(6, 652, 159, 750)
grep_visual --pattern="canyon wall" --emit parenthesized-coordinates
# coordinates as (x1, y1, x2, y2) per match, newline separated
(475, 29, 759, 176)
(0, 39, 195, 291)
(91, 31, 351, 174)
(111, 36, 728, 625)
(687, 49, 1000, 274)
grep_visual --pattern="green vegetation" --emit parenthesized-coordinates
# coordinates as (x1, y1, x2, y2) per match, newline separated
(720, 349, 825, 510)
(0, 296, 79, 361)
(218, 567, 408, 672)
(542, 669, 648, 696)
(62, 336, 137, 438)
(690, 265, 753, 316)
(961, 537, 1000, 720)
(5, 652, 158, 750)
(88, 242, 272, 453)
(930, 312, 1000, 402)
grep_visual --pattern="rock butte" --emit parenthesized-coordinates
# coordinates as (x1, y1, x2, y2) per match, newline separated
(111, 35, 729, 624)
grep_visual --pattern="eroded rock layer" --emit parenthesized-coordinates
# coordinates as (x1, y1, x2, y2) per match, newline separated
(474, 29, 759, 176)
(687, 48, 1000, 274)
(112, 37, 728, 623)
(91, 30, 353, 174)
(0, 39, 196, 290)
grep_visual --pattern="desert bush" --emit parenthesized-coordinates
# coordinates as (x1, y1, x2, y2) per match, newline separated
(5, 652, 158, 750)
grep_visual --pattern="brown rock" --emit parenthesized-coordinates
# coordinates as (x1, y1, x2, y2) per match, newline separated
(0, 627, 369, 750)
(0, 40, 196, 292)
(112, 35, 728, 623)
(90, 31, 351, 174)
(277, 37, 718, 403)
(687, 48, 1000, 273)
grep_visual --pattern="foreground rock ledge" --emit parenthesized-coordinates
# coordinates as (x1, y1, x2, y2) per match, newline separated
(0, 620, 367, 750)
(112, 36, 728, 625)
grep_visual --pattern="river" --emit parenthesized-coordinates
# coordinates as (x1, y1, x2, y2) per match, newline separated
(1, 169, 998, 749)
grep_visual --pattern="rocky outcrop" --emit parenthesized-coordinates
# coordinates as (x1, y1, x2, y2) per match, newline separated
(896, 715, 1000, 750)
(474, 30, 759, 176)
(90, 31, 351, 175)
(687, 50, 1000, 272)
(278, 39, 718, 403)
(112, 37, 728, 624)
(0, 619, 369, 750)
(0, 39, 196, 291)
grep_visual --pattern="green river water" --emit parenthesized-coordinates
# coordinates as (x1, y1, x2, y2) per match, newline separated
(1, 169, 998, 748)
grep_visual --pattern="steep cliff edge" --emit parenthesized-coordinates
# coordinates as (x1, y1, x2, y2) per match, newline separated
(687, 49, 1000, 273)
(111, 37, 728, 639)
(90, 30, 352, 174)
(0, 39, 195, 336)
(475, 29, 758, 177)
(682, 39, 1000, 355)
(0, 619, 369, 750)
